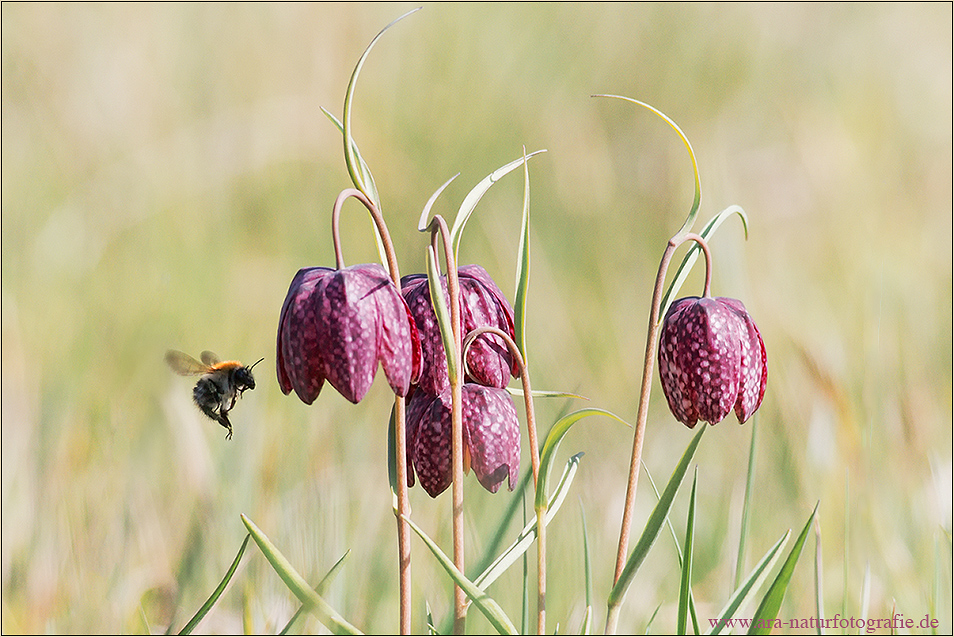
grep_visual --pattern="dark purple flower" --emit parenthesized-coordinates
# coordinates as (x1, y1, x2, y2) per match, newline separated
(401, 264, 517, 394)
(406, 384, 521, 497)
(277, 263, 421, 404)
(657, 296, 767, 428)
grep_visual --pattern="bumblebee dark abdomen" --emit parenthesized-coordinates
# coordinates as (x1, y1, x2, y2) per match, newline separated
(193, 376, 222, 407)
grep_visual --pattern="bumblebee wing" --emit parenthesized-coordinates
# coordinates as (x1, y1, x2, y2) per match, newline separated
(165, 350, 212, 376)
(200, 351, 221, 366)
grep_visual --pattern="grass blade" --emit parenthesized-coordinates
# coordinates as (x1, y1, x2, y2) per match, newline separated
(536, 408, 630, 510)
(707, 530, 791, 635)
(341, 8, 419, 204)
(426, 244, 459, 385)
(814, 518, 824, 635)
(241, 514, 362, 635)
(677, 468, 698, 635)
(514, 146, 532, 364)
(859, 562, 871, 633)
(660, 205, 749, 320)
(591, 95, 701, 238)
(320, 106, 387, 267)
(735, 416, 758, 589)
(747, 502, 820, 635)
(608, 424, 707, 611)
(644, 463, 699, 633)
(402, 514, 518, 635)
(178, 534, 250, 635)
(506, 387, 588, 400)
(450, 150, 546, 262)
(279, 550, 351, 635)
(475, 453, 583, 591)
(579, 499, 593, 635)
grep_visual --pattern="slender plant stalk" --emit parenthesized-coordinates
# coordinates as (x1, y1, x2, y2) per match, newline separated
(607, 233, 711, 634)
(331, 188, 412, 633)
(425, 216, 466, 633)
(463, 326, 543, 632)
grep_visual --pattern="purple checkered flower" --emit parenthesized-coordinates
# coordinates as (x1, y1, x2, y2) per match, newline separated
(401, 264, 517, 395)
(277, 263, 421, 404)
(658, 296, 767, 428)
(405, 384, 521, 497)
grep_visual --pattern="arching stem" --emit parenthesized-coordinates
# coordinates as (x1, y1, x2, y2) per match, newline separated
(606, 232, 711, 634)
(462, 326, 544, 633)
(330, 188, 412, 634)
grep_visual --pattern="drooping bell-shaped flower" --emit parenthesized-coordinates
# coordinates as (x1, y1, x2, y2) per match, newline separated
(277, 263, 421, 404)
(406, 383, 521, 497)
(657, 296, 767, 428)
(401, 264, 517, 395)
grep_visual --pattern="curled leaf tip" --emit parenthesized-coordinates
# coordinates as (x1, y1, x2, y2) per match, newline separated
(418, 173, 460, 232)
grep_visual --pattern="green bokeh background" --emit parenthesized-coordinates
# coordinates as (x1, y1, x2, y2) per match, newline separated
(2, 3, 951, 633)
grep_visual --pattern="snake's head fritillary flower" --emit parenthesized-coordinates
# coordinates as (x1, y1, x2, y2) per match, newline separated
(657, 296, 767, 428)
(277, 263, 421, 404)
(406, 384, 521, 497)
(401, 264, 517, 395)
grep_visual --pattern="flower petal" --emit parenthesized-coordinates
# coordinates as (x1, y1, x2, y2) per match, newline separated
(718, 298, 768, 423)
(658, 297, 742, 427)
(276, 267, 334, 404)
(461, 384, 520, 493)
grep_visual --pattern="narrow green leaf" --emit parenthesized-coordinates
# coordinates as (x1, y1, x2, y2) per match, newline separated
(450, 150, 547, 262)
(707, 531, 791, 636)
(418, 174, 460, 231)
(536, 408, 630, 510)
(644, 604, 663, 635)
(579, 499, 593, 635)
(279, 550, 352, 635)
(608, 424, 707, 609)
(677, 469, 698, 635)
(735, 416, 758, 590)
(859, 562, 871, 633)
(475, 453, 583, 591)
(842, 470, 849, 619)
(592, 95, 701, 237)
(426, 244, 458, 385)
(402, 514, 518, 635)
(178, 534, 250, 635)
(425, 601, 438, 636)
(341, 8, 419, 203)
(660, 205, 750, 320)
(320, 106, 388, 267)
(506, 387, 588, 400)
(814, 518, 824, 636)
(747, 503, 820, 635)
(386, 404, 397, 508)
(320, 107, 381, 209)
(643, 463, 699, 632)
(514, 147, 532, 364)
(241, 515, 362, 635)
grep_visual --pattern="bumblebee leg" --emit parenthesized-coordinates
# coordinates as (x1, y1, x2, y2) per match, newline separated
(217, 413, 233, 440)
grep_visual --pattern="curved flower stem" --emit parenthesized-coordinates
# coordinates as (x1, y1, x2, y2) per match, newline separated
(462, 326, 544, 633)
(425, 214, 466, 634)
(607, 232, 711, 634)
(331, 188, 412, 634)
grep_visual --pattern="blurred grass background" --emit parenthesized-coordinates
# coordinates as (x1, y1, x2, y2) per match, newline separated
(2, 3, 951, 634)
